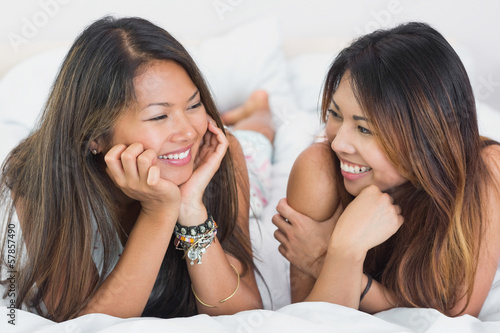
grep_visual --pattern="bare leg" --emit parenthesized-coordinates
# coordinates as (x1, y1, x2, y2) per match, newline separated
(222, 90, 275, 143)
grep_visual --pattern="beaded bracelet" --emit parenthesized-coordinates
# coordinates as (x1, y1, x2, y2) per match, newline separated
(174, 215, 215, 238)
(174, 214, 217, 265)
(174, 222, 218, 243)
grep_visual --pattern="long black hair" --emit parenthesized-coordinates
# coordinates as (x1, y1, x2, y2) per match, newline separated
(321, 22, 494, 314)
(1, 16, 254, 321)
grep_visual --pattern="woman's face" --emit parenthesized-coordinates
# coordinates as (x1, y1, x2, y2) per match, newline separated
(111, 60, 208, 186)
(325, 73, 407, 196)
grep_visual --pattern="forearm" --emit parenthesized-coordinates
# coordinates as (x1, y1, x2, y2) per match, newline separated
(79, 210, 177, 318)
(305, 248, 365, 309)
(359, 277, 398, 314)
(187, 238, 262, 315)
(290, 264, 316, 303)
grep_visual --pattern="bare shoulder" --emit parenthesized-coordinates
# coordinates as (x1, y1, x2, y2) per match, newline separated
(287, 142, 339, 221)
(482, 144, 500, 177)
(481, 144, 500, 201)
(481, 144, 500, 260)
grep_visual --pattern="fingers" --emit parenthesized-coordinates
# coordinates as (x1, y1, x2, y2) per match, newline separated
(272, 212, 292, 231)
(104, 144, 128, 187)
(275, 198, 291, 219)
(207, 120, 229, 154)
(105, 143, 158, 189)
(137, 149, 157, 182)
(277, 244, 288, 260)
(147, 165, 160, 186)
(190, 120, 228, 182)
(273, 227, 288, 245)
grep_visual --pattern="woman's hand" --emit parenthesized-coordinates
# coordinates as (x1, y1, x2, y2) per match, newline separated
(330, 185, 404, 259)
(104, 142, 181, 217)
(178, 117, 229, 225)
(273, 198, 338, 278)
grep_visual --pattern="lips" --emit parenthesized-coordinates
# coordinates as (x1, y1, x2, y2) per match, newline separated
(340, 160, 372, 174)
(158, 148, 190, 160)
(158, 145, 193, 166)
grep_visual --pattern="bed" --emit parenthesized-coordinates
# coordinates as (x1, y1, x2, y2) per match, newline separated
(1, 17, 500, 332)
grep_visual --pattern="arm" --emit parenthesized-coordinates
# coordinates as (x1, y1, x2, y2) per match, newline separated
(361, 145, 500, 316)
(306, 185, 403, 309)
(178, 124, 262, 315)
(276, 142, 340, 302)
(80, 207, 179, 317)
(80, 143, 182, 318)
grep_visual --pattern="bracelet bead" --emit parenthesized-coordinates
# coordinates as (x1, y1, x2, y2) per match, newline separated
(174, 214, 217, 265)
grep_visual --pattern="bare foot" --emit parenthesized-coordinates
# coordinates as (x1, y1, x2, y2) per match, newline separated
(228, 90, 275, 143)
(222, 90, 270, 125)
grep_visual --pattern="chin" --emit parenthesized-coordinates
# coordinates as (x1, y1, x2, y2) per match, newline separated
(160, 169, 193, 186)
(344, 181, 365, 197)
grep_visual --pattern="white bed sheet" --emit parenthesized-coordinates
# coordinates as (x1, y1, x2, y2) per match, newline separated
(2, 17, 500, 333)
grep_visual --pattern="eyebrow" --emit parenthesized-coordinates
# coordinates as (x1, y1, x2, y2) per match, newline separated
(353, 115, 369, 122)
(331, 97, 369, 122)
(145, 90, 199, 109)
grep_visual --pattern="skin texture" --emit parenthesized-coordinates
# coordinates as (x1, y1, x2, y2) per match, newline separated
(325, 74, 407, 196)
(80, 60, 263, 317)
(273, 74, 500, 316)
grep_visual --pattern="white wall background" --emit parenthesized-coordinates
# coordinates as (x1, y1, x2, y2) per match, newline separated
(1, 0, 499, 110)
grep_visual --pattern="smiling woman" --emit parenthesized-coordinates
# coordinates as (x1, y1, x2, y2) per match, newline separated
(107, 61, 208, 186)
(273, 22, 500, 317)
(325, 72, 407, 196)
(0, 16, 270, 321)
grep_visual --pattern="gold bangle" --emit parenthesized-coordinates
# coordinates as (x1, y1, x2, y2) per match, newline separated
(191, 263, 240, 308)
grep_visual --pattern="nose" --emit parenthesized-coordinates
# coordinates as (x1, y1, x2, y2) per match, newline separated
(170, 113, 196, 142)
(331, 125, 356, 154)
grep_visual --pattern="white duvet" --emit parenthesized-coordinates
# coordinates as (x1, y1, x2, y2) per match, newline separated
(1, 17, 500, 333)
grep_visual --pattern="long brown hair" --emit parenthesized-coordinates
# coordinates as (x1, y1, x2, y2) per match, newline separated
(0, 16, 253, 321)
(321, 22, 495, 315)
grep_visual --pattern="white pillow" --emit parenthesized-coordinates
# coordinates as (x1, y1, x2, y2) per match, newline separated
(187, 17, 295, 115)
(0, 17, 298, 155)
(288, 52, 336, 113)
(0, 47, 69, 131)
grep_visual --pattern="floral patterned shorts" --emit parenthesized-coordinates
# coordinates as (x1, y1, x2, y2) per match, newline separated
(232, 130, 273, 218)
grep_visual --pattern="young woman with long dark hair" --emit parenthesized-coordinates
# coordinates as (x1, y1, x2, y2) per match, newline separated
(273, 22, 500, 317)
(0, 16, 272, 321)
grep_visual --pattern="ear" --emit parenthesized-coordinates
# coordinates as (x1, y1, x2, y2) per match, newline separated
(89, 140, 100, 155)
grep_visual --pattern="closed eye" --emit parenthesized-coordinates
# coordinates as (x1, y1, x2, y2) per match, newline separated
(148, 114, 167, 121)
(327, 108, 342, 119)
(188, 102, 202, 110)
(358, 126, 372, 135)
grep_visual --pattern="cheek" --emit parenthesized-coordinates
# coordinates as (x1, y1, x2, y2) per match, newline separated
(112, 124, 160, 148)
(371, 155, 407, 188)
(325, 118, 338, 143)
(195, 109, 209, 135)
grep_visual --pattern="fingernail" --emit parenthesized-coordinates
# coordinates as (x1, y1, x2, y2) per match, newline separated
(207, 116, 216, 126)
(147, 167, 159, 185)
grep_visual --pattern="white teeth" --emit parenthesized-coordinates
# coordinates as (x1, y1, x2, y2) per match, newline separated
(340, 161, 372, 174)
(159, 149, 190, 160)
